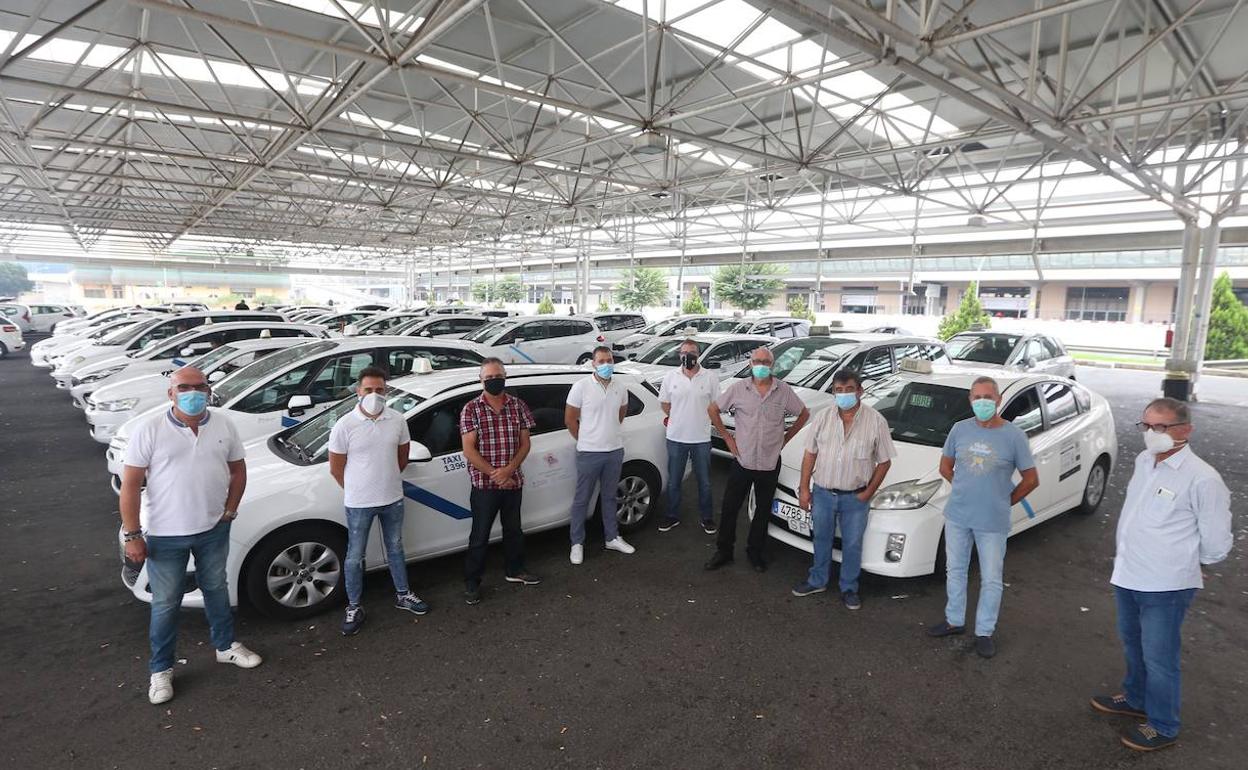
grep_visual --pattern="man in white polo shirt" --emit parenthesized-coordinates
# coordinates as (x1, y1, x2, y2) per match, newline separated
(657, 338, 720, 534)
(120, 366, 262, 706)
(564, 345, 636, 564)
(329, 366, 427, 636)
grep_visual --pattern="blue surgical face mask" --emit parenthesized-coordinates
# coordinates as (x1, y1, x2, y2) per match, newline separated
(595, 363, 614, 379)
(971, 398, 997, 421)
(176, 390, 208, 416)
(834, 392, 858, 410)
(751, 364, 771, 379)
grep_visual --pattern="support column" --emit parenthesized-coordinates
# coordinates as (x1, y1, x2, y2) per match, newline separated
(1128, 281, 1149, 323)
(1185, 221, 1221, 398)
(1026, 281, 1043, 319)
(1164, 221, 1203, 399)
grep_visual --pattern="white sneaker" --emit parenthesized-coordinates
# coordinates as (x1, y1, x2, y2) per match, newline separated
(605, 537, 635, 555)
(148, 669, 174, 705)
(215, 641, 263, 669)
(570, 544, 584, 565)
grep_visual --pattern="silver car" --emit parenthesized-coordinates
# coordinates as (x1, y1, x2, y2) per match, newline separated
(945, 331, 1077, 380)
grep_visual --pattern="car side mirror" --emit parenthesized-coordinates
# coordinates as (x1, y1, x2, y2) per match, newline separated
(208, 370, 226, 383)
(286, 393, 312, 414)
(408, 442, 432, 462)
(512, 336, 525, 343)
(1024, 357, 1037, 368)
(704, 361, 721, 369)
(420, 330, 432, 337)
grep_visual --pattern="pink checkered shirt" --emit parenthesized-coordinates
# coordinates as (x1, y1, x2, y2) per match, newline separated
(459, 392, 536, 489)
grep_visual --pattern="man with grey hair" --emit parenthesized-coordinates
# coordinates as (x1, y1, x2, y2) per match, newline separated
(707, 346, 809, 572)
(927, 375, 1038, 659)
(1090, 397, 1231, 752)
(120, 366, 261, 706)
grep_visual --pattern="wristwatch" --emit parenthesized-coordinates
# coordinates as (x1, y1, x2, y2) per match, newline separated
(223, 510, 239, 521)
(123, 529, 143, 542)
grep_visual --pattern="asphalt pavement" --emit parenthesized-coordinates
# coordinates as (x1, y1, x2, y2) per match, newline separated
(0, 354, 1243, 769)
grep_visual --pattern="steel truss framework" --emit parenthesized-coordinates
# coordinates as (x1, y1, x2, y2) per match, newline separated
(0, 0, 1245, 285)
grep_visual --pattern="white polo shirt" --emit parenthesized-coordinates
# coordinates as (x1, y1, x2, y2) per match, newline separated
(124, 408, 246, 537)
(328, 405, 412, 508)
(658, 366, 720, 444)
(567, 375, 629, 452)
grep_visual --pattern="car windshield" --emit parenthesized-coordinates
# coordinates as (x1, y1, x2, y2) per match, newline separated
(463, 319, 511, 343)
(704, 320, 743, 333)
(104, 317, 162, 347)
(211, 340, 337, 404)
(187, 343, 242, 371)
(635, 338, 710, 365)
(277, 388, 423, 463)
(127, 327, 202, 359)
(864, 379, 974, 447)
(946, 334, 1020, 364)
(360, 314, 416, 335)
(735, 337, 859, 382)
(91, 321, 137, 341)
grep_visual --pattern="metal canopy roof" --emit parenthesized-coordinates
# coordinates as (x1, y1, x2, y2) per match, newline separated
(0, 0, 1246, 277)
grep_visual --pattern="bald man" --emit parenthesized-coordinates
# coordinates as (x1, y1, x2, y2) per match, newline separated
(121, 366, 261, 707)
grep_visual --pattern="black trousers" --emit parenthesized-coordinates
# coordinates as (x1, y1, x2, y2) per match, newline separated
(464, 487, 525, 588)
(716, 460, 780, 560)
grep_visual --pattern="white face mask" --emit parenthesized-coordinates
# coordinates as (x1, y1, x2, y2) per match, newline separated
(1142, 429, 1178, 454)
(360, 392, 385, 416)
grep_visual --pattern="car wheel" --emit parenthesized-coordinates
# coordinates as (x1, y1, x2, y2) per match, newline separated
(1076, 456, 1111, 515)
(614, 461, 660, 533)
(244, 523, 347, 620)
(0, 342, 7, 359)
(576, 353, 593, 365)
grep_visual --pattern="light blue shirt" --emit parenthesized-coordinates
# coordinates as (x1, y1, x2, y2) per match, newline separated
(1111, 447, 1232, 592)
(941, 419, 1036, 534)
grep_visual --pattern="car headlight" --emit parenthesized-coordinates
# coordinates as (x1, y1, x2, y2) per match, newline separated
(80, 367, 124, 384)
(67, 355, 85, 366)
(97, 398, 140, 412)
(871, 479, 942, 510)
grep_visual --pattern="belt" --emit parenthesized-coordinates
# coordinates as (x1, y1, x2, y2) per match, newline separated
(827, 486, 867, 495)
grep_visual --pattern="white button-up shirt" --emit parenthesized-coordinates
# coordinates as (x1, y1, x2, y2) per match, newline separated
(1111, 446, 1233, 592)
(659, 366, 720, 444)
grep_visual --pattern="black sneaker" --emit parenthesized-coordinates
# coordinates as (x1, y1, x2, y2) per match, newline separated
(974, 635, 996, 658)
(926, 620, 966, 637)
(658, 519, 680, 533)
(701, 520, 718, 535)
(1090, 694, 1147, 719)
(791, 581, 827, 597)
(841, 591, 862, 611)
(504, 572, 542, 586)
(704, 551, 733, 570)
(394, 592, 429, 615)
(464, 587, 481, 605)
(341, 604, 365, 635)
(1121, 724, 1177, 752)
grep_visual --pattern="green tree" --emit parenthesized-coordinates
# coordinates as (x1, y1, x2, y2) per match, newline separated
(937, 281, 992, 340)
(597, 298, 610, 312)
(682, 292, 708, 314)
(1205, 272, 1248, 360)
(712, 263, 786, 311)
(536, 294, 556, 314)
(614, 267, 668, 309)
(0, 262, 34, 296)
(787, 295, 815, 321)
(472, 276, 525, 305)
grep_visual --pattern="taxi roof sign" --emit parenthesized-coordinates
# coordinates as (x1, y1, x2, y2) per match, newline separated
(899, 358, 933, 375)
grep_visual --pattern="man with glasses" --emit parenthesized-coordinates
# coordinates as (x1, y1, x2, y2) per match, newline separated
(120, 367, 261, 706)
(707, 346, 809, 573)
(657, 338, 720, 535)
(1090, 398, 1231, 752)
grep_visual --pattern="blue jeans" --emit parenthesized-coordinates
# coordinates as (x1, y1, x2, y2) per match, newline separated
(569, 449, 624, 545)
(344, 500, 409, 606)
(807, 486, 870, 593)
(943, 520, 1008, 637)
(664, 439, 712, 524)
(1115, 585, 1196, 738)
(146, 519, 234, 673)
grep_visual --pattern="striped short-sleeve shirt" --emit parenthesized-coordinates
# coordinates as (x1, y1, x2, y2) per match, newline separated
(803, 402, 896, 491)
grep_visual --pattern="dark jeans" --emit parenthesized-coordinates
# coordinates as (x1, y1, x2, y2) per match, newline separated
(1115, 585, 1196, 738)
(464, 487, 525, 589)
(716, 460, 780, 560)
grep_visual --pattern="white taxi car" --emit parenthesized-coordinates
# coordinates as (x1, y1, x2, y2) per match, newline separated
(461, 316, 605, 364)
(612, 314, 724, 354)
(117, 366, 669, 619)
(104, 336, 486, 489)
(29, 315, 153, 367)
(0, 319, 23, 358)
(764, 362, 1116, 578)
(85, 337, 310, 443)
(624, 333, 774, 382)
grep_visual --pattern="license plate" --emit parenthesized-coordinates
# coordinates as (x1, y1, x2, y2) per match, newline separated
(773, 500, 811, 536)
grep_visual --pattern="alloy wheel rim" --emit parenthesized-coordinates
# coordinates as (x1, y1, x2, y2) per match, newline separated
(1086, 464, 1106, 506)
(266, 541, 341, 608)
(616, 475, 651, 525)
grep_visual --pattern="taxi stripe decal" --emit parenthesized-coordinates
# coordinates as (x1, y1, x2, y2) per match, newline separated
(508, 344, 535, 363)
(402, 481, 472, 519)
(280, 415, 300, 427)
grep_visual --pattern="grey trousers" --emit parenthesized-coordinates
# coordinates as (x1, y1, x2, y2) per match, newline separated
(569, 448, 624, 545)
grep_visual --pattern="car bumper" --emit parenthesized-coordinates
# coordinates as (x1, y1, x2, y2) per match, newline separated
(86, 408, 130, 442)
(106, 439, 127, 486)
(767, 483, 947, 578)
(70, 383, 96, 408)
(53, 371, 73, 389)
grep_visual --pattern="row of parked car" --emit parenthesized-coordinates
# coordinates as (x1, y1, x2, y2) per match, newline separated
(19, 301, 1106, 623)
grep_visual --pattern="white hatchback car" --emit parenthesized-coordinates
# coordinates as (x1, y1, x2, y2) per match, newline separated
(461, 316, 605, 364)
(85, 338, 310, 443)
(30, 316, 154, 368)
(765, 364, 1116, 578)
(0, 319, 23, 358)
(612, 314, 724, 354)
(104, 336, 487, 489)
(116, 366, 670, 619)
